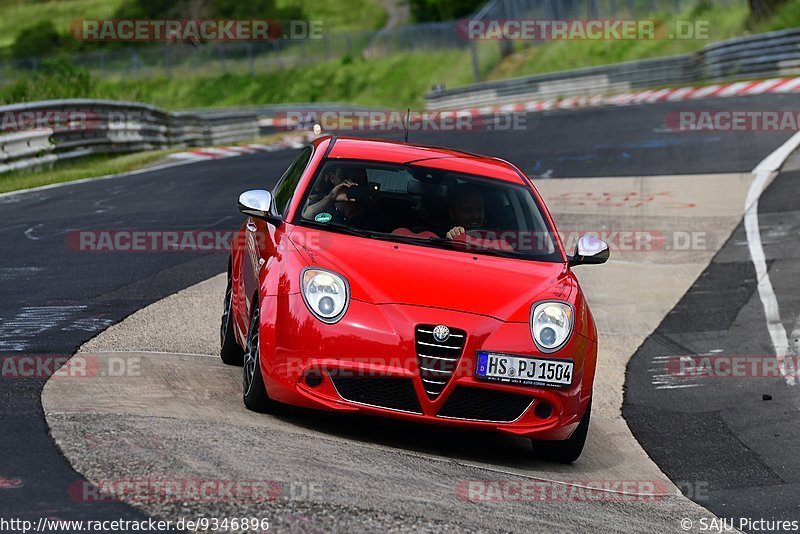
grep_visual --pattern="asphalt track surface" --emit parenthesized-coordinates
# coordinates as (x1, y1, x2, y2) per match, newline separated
(1, 93, 799, 527)
(624, 163, 800, 523)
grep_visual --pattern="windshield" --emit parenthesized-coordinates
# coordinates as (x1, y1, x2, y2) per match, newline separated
(297, 159, 561, 262)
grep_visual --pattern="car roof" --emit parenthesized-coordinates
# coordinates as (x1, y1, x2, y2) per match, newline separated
(320, 136, 528, 185)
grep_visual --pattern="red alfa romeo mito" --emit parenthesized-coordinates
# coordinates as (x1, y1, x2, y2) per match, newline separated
(221, 135, 608, 463)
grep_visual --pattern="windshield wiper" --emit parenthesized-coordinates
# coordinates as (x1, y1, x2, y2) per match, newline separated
(380, 232, 520, 259)
(302, 220, 375, 239)
(302, 222, 521, 259)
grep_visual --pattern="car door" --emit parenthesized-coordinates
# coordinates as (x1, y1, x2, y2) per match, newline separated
(242, 146, 313, 322)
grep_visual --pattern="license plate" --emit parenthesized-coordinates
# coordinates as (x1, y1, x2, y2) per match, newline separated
(475, 351, 573, 387)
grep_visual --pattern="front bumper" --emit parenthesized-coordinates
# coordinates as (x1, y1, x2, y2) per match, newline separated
(258, 294, 596, 440)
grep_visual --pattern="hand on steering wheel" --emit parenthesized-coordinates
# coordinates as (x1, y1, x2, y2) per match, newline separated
(446, 226, 466, 240)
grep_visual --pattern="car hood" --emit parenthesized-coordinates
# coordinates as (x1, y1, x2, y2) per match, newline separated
(289, 227, 572, 322)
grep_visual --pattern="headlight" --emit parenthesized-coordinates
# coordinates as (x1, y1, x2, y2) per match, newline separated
(301, 268, 349, 323)
(530, 301, 573, 352)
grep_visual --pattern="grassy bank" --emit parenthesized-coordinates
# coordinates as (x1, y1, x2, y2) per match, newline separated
(486, 1, 800, 81)
(102, 51, 477, 108)
(0, 131, 303, 194)
(2, 50, 481, 109)
(0, 0, 387, 57)
(0, 150, 178, 194)
(0, 0, 125, 50)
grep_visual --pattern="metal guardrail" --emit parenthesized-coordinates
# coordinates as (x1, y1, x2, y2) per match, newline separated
(425, 27, 800, 109)
(0, 129, 56, 174)
(0, 99, 259, 174)
(426, 55, 696, 109)
(699, 27, 800, 80)
(473, 0, 742, 21)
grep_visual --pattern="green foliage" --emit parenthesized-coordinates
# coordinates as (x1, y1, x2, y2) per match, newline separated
(747, 0, 792, 21)
(688, 0, 714, 18)
(0, 150, 178, 194)
(77, 50, 476, 109)
(408, 0, 484, 22)
(760, 0, 800, 30)
(486, 0, 752, 81)
(11, 21, 65, 59)
(112, 0, 304, 21)
(0, 56, 93, 103)
(115, 0, 304, 19)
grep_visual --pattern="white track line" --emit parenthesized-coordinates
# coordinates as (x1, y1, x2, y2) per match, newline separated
(746, 131, 800, 386)
(0, 158, 203, 199)
(790, 319, 800, 381)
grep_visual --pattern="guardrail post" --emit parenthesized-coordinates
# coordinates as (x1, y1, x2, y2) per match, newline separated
(162, 46, 170, 76)
(246, 43, 254, 76)
(589, 0, 600, 18)
(218, 45, 227, 73)
(470, 41, 480, 83)
(498, 0, 513, 58)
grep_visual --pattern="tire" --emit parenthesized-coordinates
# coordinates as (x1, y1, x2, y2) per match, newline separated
(531, 399, 591, 464)
(219, 274, 244, 366)
(242, 302, 281, 413)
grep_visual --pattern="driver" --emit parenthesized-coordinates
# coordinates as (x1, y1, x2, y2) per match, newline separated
(302, 165, 365, 220)
(302, 165, 383, 230)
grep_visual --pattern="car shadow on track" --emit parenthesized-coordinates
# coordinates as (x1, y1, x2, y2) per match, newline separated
(269, 404, 550, 468)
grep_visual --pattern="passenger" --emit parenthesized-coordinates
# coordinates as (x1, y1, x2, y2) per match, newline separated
(442, 186, 485, 240)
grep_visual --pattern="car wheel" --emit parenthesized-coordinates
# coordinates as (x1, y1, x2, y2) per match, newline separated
(531, 399, 591, 464)
(242, 303, 281, 413)
(219, 274, 244, 366)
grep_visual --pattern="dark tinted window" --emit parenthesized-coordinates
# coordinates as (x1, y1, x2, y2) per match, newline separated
(274, 146, 312, 215)
(298, 159, 560, 262)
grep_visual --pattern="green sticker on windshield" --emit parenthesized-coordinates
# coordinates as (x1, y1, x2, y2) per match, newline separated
(315, 212, 332, 223)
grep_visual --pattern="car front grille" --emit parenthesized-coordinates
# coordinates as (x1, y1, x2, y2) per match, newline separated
(437, 386, 534, 423)
(415, 324, 467, 398)
(330, 376, 422, 414)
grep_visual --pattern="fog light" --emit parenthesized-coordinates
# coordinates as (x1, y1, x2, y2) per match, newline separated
(318, 296, 335, 315)
(540, 327, 557, 346)
(534, 401, 552, 419)
(304, 369, 323, 388)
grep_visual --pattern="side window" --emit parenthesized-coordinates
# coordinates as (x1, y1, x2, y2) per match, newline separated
(273, 147, 312, 216)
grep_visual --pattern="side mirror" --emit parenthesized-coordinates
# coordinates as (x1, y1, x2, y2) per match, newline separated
(238, 190, 282, 226)
(568, 234, 609, 266)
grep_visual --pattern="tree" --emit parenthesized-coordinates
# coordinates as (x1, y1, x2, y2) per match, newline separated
(409, 0, 485, 22)
(748, 0, 788, 20)
(12, 21, 64, 59)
